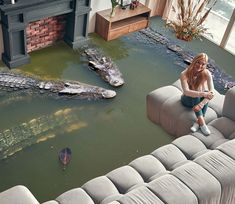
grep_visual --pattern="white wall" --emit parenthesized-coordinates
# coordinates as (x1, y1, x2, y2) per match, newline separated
(88, 0, 111, 33)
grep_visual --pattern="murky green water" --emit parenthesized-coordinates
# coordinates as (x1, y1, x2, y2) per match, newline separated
(0, 17, 234, 202)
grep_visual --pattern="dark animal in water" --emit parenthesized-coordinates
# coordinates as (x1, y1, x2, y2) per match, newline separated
(59, 147, 72, 168)
(0, 71, 116, 99)
(84, 48, 124, 87)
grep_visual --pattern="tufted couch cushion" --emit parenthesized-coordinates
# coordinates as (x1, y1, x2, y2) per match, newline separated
(56, 188, 95, 204)
(194, 150, 235, 204)
(0, 185, 39, 204)
(148, 174, 198, 204)
(222, 86, 235, 121)
(129, 155, 167, 182)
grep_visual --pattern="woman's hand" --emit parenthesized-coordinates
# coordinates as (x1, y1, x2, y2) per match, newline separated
(203, 91, 214, 100)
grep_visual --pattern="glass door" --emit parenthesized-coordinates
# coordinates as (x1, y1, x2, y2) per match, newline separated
(204, 0, 235, 55)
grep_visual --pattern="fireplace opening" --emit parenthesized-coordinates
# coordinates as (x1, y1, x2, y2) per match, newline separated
(26, 15, 67, 53)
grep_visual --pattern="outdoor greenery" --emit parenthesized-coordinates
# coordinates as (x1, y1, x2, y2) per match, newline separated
(166, 0, 217, 41)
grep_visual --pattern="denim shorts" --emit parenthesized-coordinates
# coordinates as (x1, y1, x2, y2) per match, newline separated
(181, 95, 208, 117)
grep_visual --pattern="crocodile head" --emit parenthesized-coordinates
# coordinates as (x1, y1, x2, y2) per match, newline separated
(59, 82, 116, 99)
(101, 90, 116, 98)
(109, 77, 125, 87)
(59, 83, 84, 94)
(106, 69, 125, 87)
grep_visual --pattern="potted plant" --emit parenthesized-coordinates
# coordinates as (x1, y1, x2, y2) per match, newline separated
(110, 0, 119, 17)
(166, 0, 217, 41)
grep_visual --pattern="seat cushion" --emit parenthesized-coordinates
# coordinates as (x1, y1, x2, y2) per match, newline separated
(172, 162, 221, 204)
(82, 176, 119, 204)
(222, 87, 235, 121)
(56, 188, 94, 204)
(209, 117, 235, 139)
(148, 174, 198, 204)
(191, 126, 227, 149)
(118, 186, 164, 204)
(0, 185, 39, 204)
(172, 135, 208, 159)
(106, 166, 144, 194)
(151, 144, 188, 170)
(147, 85, 182, 124)
(129, 155, 167, 182)
(216, 139, 235, 160)
(194, 150, 235, 204)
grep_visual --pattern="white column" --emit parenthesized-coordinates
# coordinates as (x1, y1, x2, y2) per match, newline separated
(220, 8, 235, 48)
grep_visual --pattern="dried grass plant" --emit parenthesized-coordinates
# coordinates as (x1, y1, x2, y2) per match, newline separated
(166, 0, 217, 41)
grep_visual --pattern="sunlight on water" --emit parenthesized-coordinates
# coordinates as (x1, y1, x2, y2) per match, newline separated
(36, 134, 56, 143)
(65, 122, 88, 133)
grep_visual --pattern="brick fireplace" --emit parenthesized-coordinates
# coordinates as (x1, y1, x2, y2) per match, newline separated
(26, 15, 66, 53)
(0, 0, 91, 68)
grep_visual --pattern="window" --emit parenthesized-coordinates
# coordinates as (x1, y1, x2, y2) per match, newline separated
(204, 0, 235, 55)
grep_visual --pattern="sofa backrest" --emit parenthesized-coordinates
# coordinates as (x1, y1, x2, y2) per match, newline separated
(222, 87, 235, 121)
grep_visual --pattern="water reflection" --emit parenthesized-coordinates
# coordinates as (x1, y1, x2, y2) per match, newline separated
(89, 34, 130, 60)
(0, 92, 32, 107)
(20, 42, 81, 79)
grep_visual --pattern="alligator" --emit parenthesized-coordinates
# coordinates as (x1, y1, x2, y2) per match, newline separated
(0, 71, 116, 100)
(83, 48, 124, 87)
(139, 28, 235, 92)
(0, 107, 87, 159)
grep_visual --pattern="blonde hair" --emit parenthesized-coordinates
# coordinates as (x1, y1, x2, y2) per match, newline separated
(186, 53, 208, 90)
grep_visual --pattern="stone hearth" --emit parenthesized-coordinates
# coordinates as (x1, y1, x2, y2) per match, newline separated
(0, 0, 91, 68)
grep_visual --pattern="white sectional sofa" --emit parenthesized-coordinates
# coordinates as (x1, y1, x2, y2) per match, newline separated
(1, 84, 235, 204)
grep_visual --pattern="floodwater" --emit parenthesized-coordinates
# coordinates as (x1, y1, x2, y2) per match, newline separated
(0, 17, 235, 202)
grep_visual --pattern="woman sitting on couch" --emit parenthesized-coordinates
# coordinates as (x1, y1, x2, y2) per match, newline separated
(180, 53, 214, 135)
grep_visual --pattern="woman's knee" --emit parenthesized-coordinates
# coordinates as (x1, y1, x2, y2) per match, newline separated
(181, 95, 201, 108)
